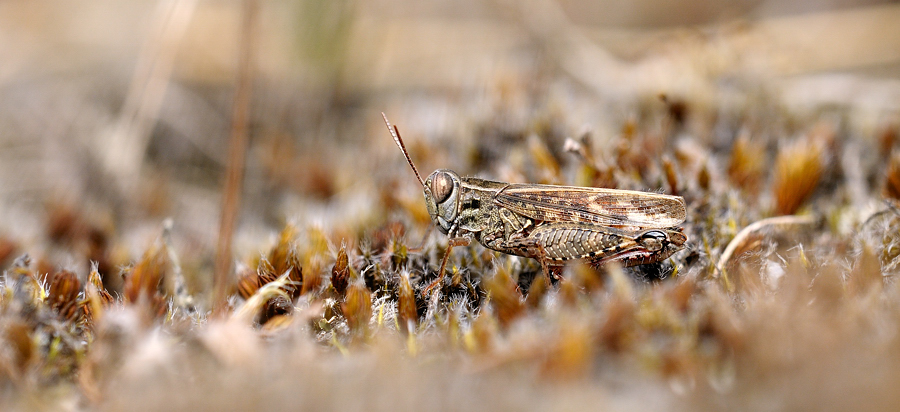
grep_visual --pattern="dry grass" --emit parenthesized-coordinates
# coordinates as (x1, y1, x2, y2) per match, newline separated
(2, 1, 900, 411)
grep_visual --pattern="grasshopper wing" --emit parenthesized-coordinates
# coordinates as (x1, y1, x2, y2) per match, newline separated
(494, 184, 685, 228)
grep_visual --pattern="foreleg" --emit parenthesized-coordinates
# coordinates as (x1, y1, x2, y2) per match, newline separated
(424, 237, 471, 296)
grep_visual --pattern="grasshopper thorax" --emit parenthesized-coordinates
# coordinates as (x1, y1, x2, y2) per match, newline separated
(424, 169, 461, 234)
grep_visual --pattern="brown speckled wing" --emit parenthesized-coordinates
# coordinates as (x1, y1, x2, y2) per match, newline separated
(494, 184, 685, 228)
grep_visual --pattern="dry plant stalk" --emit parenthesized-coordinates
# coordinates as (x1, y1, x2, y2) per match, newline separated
(213, 0, 259, 312)
(716, 215, 817, 279)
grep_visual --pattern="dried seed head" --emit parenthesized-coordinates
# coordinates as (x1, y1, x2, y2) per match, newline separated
(528, 134, 561, 180)
(569, 263, 604, 294)
(576, 163, 617, 190)
(446, 305, 462, 349)
(557, 276, 581, 307)
(397, 271, 417, 335)
(0, 237, 17, 265)
(697, 163, 711, 192)
(881, 214, 900, 274)
(596, 296, 635, 353)
(267, 227, 292, 270)
(46, 203, 84, 244)
(232, 271, 292, 324)
(390, 239, 408, 270)
(697, 292, 745, 353)
(342, 280, 372, 337)
(483, 265, 524, 327)
(5, 321, 34, 372)
(301, 256, 323, 296)
(666, 276, 696, 313)
(285, 248, 303, 299)
(258, 255, 303, 311)
(48, 269, 82, 320)
(85, 226, 116, 282)
(524, 272, 547, 309)
(369, 221, 405, 255)
(884, 153, 900, 201)
(83, 264, 113, 328)
(235, 267, 260, 300)
(260, 312, 294, 334)
(467, 307, 498, 353)
(540, 318, 593, 380)
(257, 258, 277, 286)
(662, 156, 679, 196)
(879, 123, 898, 155)
(262, 295, 293, 324)
(36, 258, 54, 281)
(773, 137, 824, 215)
(331, 243, 349, 297)
(122, 246, 167, 312)
(268, 225, 303, 298)
(307, 226, 330, 258)
(7, 255, 42, 304)
(662, 95, 689, 125)
(622, 117, 637, 141)
(606, 262, 634, 301)
(87, 263, 114, 305)
(727, 131, 766, 195)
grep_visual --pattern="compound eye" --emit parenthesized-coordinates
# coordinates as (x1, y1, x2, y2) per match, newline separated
(432, 171, 454, 204)
(639, 230, 667, 252)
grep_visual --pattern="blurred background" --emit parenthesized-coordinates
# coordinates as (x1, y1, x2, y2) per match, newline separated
(1, 0, 899, 296)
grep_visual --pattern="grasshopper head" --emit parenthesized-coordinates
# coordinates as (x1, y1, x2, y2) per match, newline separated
(424, 169, 461, 234)
(638, 229, 686, 252)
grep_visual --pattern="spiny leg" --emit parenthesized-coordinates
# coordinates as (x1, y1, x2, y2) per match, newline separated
(424, 237, 470, 296)
(537, 244, 562, 288)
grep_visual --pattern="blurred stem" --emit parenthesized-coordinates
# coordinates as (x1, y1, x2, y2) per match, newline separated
(214, 0, 259, 314)
(105, 0, 197, 190)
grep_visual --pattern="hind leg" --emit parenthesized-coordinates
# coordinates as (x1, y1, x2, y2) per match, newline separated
(537, 244, 564, 287)
(424, 236, 470, 296)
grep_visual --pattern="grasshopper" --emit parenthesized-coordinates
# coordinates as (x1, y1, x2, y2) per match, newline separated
(382, 113, 687, 290)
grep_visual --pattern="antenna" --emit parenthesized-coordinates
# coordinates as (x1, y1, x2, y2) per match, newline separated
(382, 112, 425, 187)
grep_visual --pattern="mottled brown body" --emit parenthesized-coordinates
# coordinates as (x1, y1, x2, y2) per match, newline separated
(382, 113, 687, 286)
(450, 175, 686, 270)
